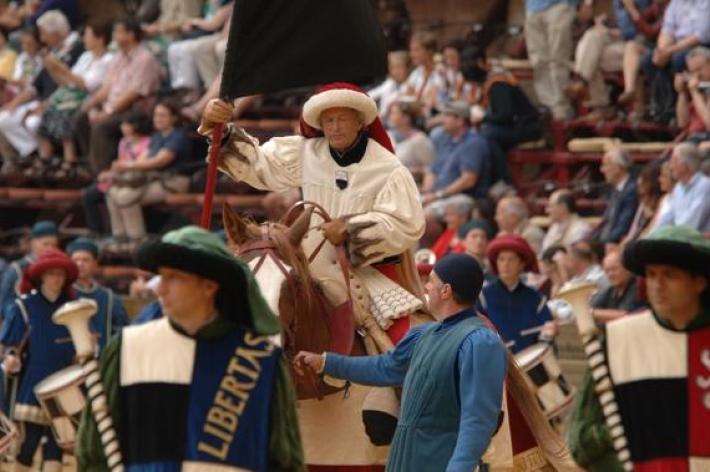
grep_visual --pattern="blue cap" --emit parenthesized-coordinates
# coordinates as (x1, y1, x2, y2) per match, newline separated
(66, 237, 99, 258)
(432, 254, 484, 303)
(30, 220, 58, 239)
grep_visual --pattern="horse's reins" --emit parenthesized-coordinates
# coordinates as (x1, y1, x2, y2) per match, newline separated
(238, 202, 356, 399)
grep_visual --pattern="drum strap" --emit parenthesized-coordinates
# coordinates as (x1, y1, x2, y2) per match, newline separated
(106, 289, 114, 342)
(14, 299, 29, 325)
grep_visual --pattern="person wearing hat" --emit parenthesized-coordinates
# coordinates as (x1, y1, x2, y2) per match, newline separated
(459, 218, 496, 281)
(76, 226, 304, 471)
(67, 237, 128, 351)
(0, 249, 78, 471)
(201, 83, 425, 469)
(421, 100, 493, 246)
(295, 253, 507, 472)
(478, 234, 557, 353)
(0, 220, 59, 320)
(568, 226, 710, 471)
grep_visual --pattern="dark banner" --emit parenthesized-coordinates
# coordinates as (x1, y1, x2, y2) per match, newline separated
(220, 0, 388, 99)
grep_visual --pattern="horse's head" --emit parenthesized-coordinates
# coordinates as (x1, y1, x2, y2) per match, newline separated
(223, 204, 313, 317)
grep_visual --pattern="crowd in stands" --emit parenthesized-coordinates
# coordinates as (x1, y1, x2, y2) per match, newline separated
(0, 0, 707, 321)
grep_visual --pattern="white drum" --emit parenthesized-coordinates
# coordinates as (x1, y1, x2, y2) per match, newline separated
(34, 364, 86, 451)
(514, 343, 576, 420)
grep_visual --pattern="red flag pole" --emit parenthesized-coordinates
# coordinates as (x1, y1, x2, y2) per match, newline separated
(200, 123, 224, 229)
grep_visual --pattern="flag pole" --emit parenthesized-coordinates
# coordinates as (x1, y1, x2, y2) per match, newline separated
(200, 123, 224, 229)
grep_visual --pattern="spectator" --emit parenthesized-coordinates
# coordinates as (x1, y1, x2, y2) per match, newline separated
(0, 9, 81, 164)
(423, 101, 492, 215)
(542, 189, 592, 251)
(656, 142, 710, 231)
(141, 0, 203, 40)
(589, 249, 646, 324)
(369, 50, 411, 122)
(166, 0, 232, 93)
(440, 39, 468, 101)
(10, 26, 41, 87)
(28, 0, 79, 29)
(641, 0, 710, 122)
(430, 200, 474, 260)
(0, 26, 16, 80)
(676, 46, 710, 139)
(524, 0, 577, 120)
(402, 30, 447, 115)
(478, 234, 557, 353)
(494, 196, 545, 254)
(540, 245, 569, 298)
(655, 158, 676, 219)
(35, 19, 114, 180)
(458, 219, 496, 279)
(595, 148, 638, 246)
(460, 46, 543, 183)
(82, 110, 153, 236)
(0, 0, 79, 31)
(387, 99, 434, 183)
(76, 16, 162, 175)
(566, 240, 608, 288)
(568, 15, 625, 120)
(622, 161, 663, 244)
(105, 100, 192, 250)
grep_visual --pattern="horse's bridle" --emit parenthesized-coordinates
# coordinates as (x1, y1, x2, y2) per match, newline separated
(237, 224, 292, 277)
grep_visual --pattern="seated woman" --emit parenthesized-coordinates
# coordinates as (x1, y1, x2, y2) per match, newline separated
(621, 161, 663, 245)
(32, 20, 113, 180)
(387, 99, 434, 185)
(105, 100, 193, 251)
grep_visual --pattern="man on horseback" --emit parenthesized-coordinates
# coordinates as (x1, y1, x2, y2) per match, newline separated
(200, 82, 426, 343)
(201, 82, 426, 470)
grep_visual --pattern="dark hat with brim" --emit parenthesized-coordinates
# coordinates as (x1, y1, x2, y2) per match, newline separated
(136, 226, 281, 335)
(487, 234, 539, 274)
(623, 226, 710, 277)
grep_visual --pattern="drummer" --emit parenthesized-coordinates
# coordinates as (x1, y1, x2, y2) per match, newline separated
(477, 234, 558, 353)
(67, 238, 128, 351)
(0, 249, 78, 472)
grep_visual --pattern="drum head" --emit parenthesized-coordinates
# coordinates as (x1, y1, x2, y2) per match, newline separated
(514, 343, 550, 370)
(35, 365, 84, 396)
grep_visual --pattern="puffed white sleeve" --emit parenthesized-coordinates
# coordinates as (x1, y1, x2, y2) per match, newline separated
(346, 166, 425, 266)
(216, 126, 305, 192)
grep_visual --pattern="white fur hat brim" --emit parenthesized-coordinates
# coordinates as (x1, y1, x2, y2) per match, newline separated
(302, 89, 378, 130)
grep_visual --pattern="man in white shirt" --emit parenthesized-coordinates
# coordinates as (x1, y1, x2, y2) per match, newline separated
(656, 142, 710, 232)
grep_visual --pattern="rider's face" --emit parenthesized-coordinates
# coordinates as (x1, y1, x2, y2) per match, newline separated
(320, 107, 363, 153)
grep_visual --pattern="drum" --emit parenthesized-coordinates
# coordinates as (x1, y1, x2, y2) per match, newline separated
(514, 343, 575, 420)
(34, 364, 86, 451)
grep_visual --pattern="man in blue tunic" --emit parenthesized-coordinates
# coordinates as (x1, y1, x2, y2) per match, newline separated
(76, 226, 304, 471)
(0, 220, 59, 320)
(67, 238, 128, 351)
(1, 249, 79, 472)
(295, 253, 507, 471)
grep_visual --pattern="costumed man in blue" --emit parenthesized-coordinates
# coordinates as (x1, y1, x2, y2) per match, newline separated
(478, 234, 558, 353)
(0, 249, 79, 472)
(0, 221, 59, 320)
(67, 238, 128, 351)
(295, 254, 508, 471)
(76, 226, 304, 471)
(567, 226, 710, 471)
